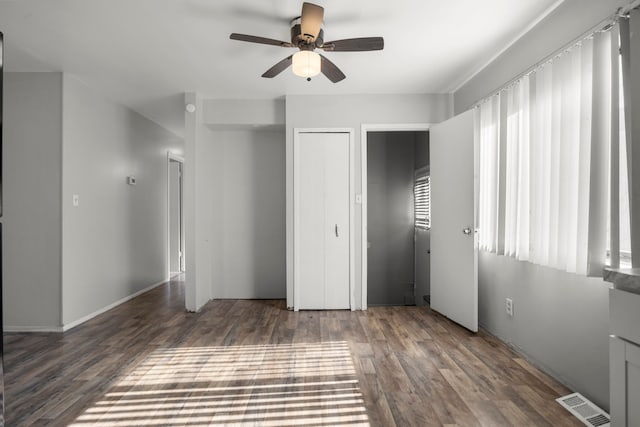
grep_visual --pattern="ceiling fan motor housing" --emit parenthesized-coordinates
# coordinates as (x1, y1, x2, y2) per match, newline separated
(290, 17, 324, 48)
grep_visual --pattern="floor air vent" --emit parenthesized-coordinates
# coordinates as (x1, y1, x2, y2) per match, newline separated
(556, 393, 610, 427)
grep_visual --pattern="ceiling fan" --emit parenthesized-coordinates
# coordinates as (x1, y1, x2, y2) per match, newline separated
(229, 2, 384, 83)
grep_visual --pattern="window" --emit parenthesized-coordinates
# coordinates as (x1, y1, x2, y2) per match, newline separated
(414, 174, 430, 229)
(607, 50, 632, 267)
(477, 31, 614, 276)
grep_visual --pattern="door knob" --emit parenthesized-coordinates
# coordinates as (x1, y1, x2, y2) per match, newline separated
(462, 227, 472, 235)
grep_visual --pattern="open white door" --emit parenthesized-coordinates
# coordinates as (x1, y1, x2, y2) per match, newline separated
(430, 109, 477, 332)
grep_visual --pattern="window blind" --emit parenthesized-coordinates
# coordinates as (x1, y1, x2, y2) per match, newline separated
(414, 175, 430, 229)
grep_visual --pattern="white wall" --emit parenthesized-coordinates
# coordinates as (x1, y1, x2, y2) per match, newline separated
(453, 0, 625, 410)
(61, 74, 183, 326)
(208, 129, 286, 299)
(3, 72, 63, 330)
(285, 94, 453, 309)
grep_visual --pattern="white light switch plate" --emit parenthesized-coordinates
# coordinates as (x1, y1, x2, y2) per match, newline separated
(72, 194, 80, 207)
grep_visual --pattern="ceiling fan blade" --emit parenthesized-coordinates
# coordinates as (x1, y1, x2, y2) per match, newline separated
(230, 33, 293, 48)
(322, 37, 384, 52)
(300, 2, 324, 41)
(262, 55, 293, 78)
(319, 54, 346, 83)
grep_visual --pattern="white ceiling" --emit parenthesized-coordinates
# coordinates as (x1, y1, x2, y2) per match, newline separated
(0, 0, 562, 136)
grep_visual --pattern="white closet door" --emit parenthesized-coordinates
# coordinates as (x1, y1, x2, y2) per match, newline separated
(295, 132, 350, 310)
(323, 135, 350, 309)
(297, 134, 325, 308)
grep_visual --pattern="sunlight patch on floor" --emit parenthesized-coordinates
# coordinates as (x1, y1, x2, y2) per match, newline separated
(69, 341, 370, 426)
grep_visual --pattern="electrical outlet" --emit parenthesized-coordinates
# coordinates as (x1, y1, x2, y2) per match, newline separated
(505, 298, 514, 317)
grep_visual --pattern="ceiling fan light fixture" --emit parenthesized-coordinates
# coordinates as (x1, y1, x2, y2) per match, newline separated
(292, 50, 321, 78)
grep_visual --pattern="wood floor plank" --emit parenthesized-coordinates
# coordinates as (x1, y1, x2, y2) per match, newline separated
(495, 399, 548, 427)
(3, 277, 582, 426)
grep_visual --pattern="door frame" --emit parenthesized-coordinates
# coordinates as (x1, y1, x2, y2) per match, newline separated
(167, 152, 185, 277)
(292, 128, 356, 311)
(361, 123, 430, 310)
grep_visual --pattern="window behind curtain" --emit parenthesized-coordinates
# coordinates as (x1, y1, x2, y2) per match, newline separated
(476, 30, 617, 276)
(414, 173, 430, 230)
(608, 51, 632, 266)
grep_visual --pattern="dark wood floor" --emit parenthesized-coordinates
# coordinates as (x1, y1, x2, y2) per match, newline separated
(3, 277, 581, 426)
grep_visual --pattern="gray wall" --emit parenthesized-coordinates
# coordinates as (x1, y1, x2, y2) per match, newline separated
(285, 94, 453, 309)
(3, 72, 183, 330)
(455, 0, 630, 113)
(478, 252, 610, 408)
(453, 0, 623, 410)
(184, 93, 214, 311)
(207, 129, 286, 299)
(414, 131, 430, 305)
(184, 99, 287, 310)
(414, 132, 429, 170)
(61, 74, 183, 326)
(204, 99, 285, 129)
(367, 131, 416, 306)
(3, 72, 63, 330)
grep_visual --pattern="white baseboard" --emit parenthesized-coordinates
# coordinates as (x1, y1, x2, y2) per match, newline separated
(4, 325, 64, 333)
(4, 279, 169, 333)
(61, 278, 169, 332)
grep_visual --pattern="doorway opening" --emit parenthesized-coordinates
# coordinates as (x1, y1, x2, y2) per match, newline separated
(168, 153, 185, 277)
(362, 125, 430, 309)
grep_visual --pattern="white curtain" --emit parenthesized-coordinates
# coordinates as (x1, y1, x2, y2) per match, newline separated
(477, 30, 612, 276)
(478, 96, 500, 253)
(504, 77, 530, 260)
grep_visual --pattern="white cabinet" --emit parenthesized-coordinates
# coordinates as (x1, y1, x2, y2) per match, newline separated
(610, 288, 640, 426)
